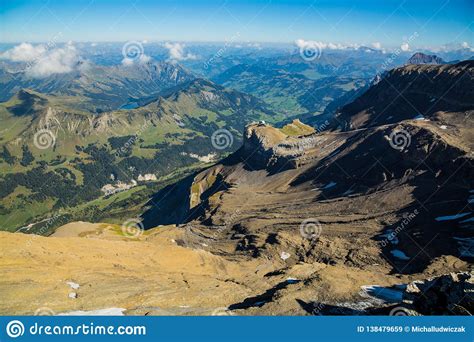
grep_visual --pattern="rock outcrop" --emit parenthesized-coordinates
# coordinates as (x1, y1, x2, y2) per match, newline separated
(405, 272, 473, 315)
(240, 119, 323, 171)
(407, 52, 445, 65)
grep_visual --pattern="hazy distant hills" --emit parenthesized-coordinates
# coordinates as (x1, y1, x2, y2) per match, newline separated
(0, 61, 194, 112)
(211, 50, 380, 119)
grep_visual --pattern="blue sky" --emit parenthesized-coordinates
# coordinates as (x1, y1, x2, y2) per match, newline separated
(0, 0, 472, 48)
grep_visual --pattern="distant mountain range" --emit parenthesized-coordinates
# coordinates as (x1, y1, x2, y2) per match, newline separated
(212, 63, 367, 118)
(0, 61, 194, 112)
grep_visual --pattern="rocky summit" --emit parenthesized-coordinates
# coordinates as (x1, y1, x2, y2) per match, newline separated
(407, 52, 445, 65)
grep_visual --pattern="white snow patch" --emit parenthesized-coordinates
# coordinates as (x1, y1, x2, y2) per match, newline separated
(327, 150, 341, 158)
(435, 212, 471, 221)
(323, 181, 337, 189)
(454, 237, 474, 257)
(361, 285, 404, 303)
(439, 125, 447, 130)
(280, 251, 290, 260)
(390, 249, 410, 260)
(460, 217, 474, 224)
(380, 230, 399, 244)
(66, 281, 80, 290)
(59, 308, 126, 316)
(68, 292, 77, 299)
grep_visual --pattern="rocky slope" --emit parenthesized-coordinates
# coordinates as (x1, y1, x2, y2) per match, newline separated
(333, 60, 473, 130)
(0, 221, 470, 316)
(143, 61, 473, 277)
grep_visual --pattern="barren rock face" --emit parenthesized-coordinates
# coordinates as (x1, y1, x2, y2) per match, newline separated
(407, 52, 445, 65)
(241, 123, 287, 168)
(241, 120, 319, 170)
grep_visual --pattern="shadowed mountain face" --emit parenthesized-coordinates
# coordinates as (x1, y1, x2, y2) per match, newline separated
(143, 61, 473, 276)
(333, 61, 473, 130)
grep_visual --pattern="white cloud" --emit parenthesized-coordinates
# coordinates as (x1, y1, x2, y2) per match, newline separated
(295, 39, 360, 51)
(121, 54, 151, 66)
(431, 42, 474, 52)
(371, 42, 382, 50)
(247, 42, 262, 50)
(1, 42, 82, 78)
(0, 43, 47, 62)
(400, 43, 410, 52)
(28, 43, 79, 78)
(164, 42, 197, 61)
